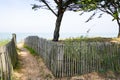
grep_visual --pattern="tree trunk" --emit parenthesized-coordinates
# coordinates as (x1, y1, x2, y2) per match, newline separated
(116, 18, 120, 38)
(52, 11, 64, 41)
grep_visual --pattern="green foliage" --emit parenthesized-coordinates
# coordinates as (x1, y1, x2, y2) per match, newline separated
(24, 45, 37, 56)
(32, 0, 83, 41)
(63, 37, 120, 75)
(76, 0, 120, 24)
(64, 36, 86, 42)
(64, 37, 113, 42)
(0, 39, 10, 46)
(76, 0, 97, 11)
(112, 12, 119, 21)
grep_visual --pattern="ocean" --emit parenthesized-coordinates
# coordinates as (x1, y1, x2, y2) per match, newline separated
(0, 32, 118, 43)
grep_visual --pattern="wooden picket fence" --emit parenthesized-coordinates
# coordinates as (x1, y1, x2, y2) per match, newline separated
(0, 34, 18, 80)
(24, 36, 120, 78)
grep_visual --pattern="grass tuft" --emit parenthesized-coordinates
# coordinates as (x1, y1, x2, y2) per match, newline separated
(0, 39, 10, 46)
(24, 45, 37, 56)
(64, 37, 120, 42)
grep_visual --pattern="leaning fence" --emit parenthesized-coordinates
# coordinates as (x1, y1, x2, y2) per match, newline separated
(24, 36, 120, 78)
(0, 34, 18, 80)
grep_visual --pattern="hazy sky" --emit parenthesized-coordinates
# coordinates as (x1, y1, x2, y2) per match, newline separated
(0, 0, 118, 37)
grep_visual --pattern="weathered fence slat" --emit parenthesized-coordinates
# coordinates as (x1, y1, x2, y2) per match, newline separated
(0, 34, 18, 80)
(24, 36, 120, 78)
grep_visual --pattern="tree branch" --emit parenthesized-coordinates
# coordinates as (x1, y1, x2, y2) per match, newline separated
(63, 0, 73, 7)
(98, 7, 113, 17)
(85, 11, 96, 23)
(41, 0, 57, 17)
(54, 0, 59, 5)
(98, 4, 113, 16)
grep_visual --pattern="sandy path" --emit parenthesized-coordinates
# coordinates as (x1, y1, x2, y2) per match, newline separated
(12, 42, 120, 80)
(13, 43, 54, 80)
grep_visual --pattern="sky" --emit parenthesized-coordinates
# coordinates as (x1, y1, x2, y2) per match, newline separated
(0, 0, 119, 38)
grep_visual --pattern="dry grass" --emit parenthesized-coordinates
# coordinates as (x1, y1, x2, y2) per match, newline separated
(12, 40, 120, 80)
(12, 43, 54, 80)
(63, 37, 120, 42)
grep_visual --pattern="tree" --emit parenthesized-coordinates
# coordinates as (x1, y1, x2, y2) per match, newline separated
(76, 0, 120, 37)
(32, 0, 80, 41)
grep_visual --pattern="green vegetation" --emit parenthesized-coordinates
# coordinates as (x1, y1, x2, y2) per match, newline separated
(32, 0, 81, 41)
(0, 39, 10, 46)
(16, 47, 21, 53)
(64, 37, 120, 42)
(24, 45, 37, 56)
(76, 0, 120, 37)
(63, 37, 120, 75)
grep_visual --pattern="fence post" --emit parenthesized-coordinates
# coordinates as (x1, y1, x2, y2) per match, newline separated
(56, 44, 64, 78)
(12, 33, 16, 44)
(0, 51, 3, 80)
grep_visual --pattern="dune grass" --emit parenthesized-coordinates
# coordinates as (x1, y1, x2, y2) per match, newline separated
(24, 45, 37, 56)
(64, 37, 120, 42)
(0, 39, 10, 46)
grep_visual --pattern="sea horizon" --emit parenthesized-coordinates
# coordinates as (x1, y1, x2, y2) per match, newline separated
(0, 32, 118, 43)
